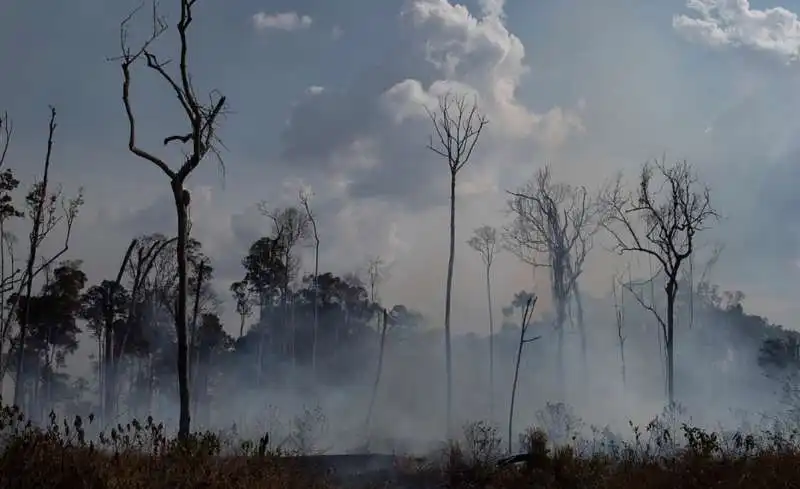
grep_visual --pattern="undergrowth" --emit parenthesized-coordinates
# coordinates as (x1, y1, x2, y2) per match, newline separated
(4, 400, 800, 488)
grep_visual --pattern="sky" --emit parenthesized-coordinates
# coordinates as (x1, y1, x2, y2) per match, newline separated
(1, 0, 800, 337)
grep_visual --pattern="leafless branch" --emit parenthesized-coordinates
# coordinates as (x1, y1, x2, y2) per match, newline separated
(425, 91, 488, 174)
(115, 0, 228, 183)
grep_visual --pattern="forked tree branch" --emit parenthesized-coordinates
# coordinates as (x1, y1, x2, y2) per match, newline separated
(425, 91, 488, 174)
(114, 0, 227, 183)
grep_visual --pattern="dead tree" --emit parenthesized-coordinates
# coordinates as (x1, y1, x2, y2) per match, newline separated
(0, 114, 25, 385)
(467, 225, 499, 420)
(602, 157, 718, 405)
(426, 91, 488, 437)
(115, 0, 227, 439)
(299, 189, 321, 376)
(13, 107, 82, 409)
(364, 308, 389, 445)
(366, 256, 386, 304)
(505, 166, 603, 398)
(508, 292, 539, 454)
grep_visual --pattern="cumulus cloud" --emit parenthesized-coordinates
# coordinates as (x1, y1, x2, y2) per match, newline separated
(279, 0, 582, 210)
(673, 0, 800, 62)
(253, 11, 313, 31)
(394, 0, 583, 143)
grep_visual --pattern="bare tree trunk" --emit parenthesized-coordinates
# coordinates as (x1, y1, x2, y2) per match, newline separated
(508, 318, 525, 454)
(508, 296, 537, 454)
(0, 221, 5, 393)
(485, 262, 495, 420)
(189, 261, 204, 422)
(102, 295, 113, 424)
(574, 282, 587, 381)
(291, 298, 296, 376)
(365, 309, 388, 445)
(553, 272, 566, 402)
(612, 278, 626, 390)
(666, 287, 675, 405)
(172, 182, 191, 439)
(444, 172, 456, 437)
(311, 241, 319, 378)
(189, 262, 204, 378)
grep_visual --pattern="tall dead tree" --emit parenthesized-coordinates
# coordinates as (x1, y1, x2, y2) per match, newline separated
(364, 308, 389, 444)
(505, 166, 603, 398)
(602, 157, 717, 405)
(299, 190, 321, 376)
(115, 0, 227, 439)
(426, 92, 488, 437)
(508, 292, 539, 454)
(366, 255, 390, 304)
(13, 107, 82, 409)
(467, 225, 499, 420)
(0, 114, 25, 387)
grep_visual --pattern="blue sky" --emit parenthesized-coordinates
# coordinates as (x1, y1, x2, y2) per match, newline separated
(1, 0, 800, 332)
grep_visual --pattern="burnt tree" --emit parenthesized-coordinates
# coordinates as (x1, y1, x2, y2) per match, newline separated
(426, 92, 488, 436)
(505, 166, 603, 398)
(115, 0, 227, 439)
(467, 225, 499, 419)
(602, 157, 717, 405)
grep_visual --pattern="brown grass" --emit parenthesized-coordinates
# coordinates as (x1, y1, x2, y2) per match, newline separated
(4, 404, 800, 488)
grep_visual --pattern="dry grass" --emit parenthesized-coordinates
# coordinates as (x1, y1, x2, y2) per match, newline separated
(4, 404, 800, 488)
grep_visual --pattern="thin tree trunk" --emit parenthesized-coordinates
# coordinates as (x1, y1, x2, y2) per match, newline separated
(291, 298, 296, 376)
(172, 182, 191, 440)
(666, 290, 675, 405)
(0, 221, 5, 393)
(189, 262, 204, 383)
(485, 262, 495, 421)
(612, 278, 626, 390)
(444, 172, 456, 437)
(103, 288, 114, 425)
(508, 319, 525, 454)
(574, 282, 587, 382)
(311, 241, 319, 380)
(365, 309, 388, 444)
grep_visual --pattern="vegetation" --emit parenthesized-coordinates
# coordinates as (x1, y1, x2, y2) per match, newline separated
(5, 402, 800, 488)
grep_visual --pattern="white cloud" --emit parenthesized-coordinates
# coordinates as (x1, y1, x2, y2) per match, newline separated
(252, 11, 313, 31)
(332, 25, 344, 39)
(388, 0, 583, 145)
(674, 0, 800, 62)
(306, 85, 325, 95)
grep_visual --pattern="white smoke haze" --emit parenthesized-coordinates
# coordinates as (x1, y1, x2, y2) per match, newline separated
(2, 0, 800, 461)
